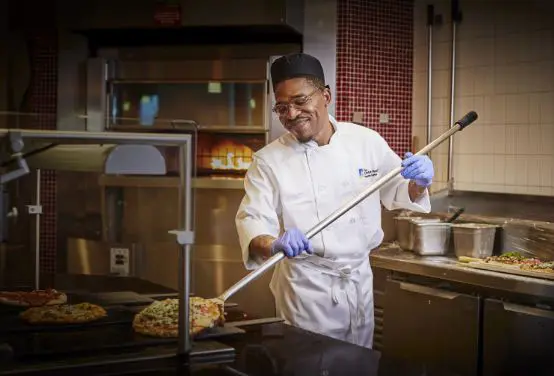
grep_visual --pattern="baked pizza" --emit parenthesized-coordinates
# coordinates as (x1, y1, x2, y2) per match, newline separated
(520, 261, 554, 274)
(484, 252, 542, 266)
(19, 302, 107, 324)
(132, 297, 224, 338)
(0, 288, 67, 307)
(460, 252, 554, 275)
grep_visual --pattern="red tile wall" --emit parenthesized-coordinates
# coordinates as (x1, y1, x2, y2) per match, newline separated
(336, 0, 413, 156)
(28, 33, 58, 274)
(11, 0, 59, 274)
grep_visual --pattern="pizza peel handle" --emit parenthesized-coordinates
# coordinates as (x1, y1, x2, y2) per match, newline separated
(217, 111, 479, 302)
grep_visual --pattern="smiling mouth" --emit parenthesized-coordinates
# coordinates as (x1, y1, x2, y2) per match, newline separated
(288, 119, 308, 129)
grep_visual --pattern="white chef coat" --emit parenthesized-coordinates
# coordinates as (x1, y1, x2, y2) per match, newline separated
(235, 115, 431, 348)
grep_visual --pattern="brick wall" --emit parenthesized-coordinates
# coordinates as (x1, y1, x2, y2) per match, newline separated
(336, 0, 414, 155)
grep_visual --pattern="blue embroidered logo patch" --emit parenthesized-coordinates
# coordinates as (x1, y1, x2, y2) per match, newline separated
(358, 168, 378, 178)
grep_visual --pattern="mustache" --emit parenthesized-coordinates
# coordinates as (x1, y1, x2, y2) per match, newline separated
(286, 117, 309, 127)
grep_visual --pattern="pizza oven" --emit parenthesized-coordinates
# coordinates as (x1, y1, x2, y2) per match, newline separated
(196, 132, 265, 177)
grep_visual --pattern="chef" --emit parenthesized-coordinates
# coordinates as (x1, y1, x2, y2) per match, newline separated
(235, 53, 434, 349)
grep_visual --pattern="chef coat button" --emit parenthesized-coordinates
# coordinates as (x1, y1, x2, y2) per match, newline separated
(319, 185, 326, 192)
(349, 218, 356, 224)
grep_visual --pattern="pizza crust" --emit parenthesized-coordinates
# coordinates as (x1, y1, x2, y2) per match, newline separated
(520, 265, 554, 274)
(0, 289, 68, 307)
(19, 303, 107, 324)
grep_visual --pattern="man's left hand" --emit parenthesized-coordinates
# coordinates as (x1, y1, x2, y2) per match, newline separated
(401, 152, 434, 188)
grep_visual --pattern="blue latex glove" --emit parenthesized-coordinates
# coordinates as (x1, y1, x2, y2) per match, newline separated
(401, 152, 434, 187)
(271, 228, 313, 258)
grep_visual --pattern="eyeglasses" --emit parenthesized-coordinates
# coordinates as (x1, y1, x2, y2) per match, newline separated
(272, 89, 320, 116)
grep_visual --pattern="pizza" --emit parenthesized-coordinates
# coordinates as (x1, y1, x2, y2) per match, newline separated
(0, 288, 67, 307)
(484, 252, 542, 266)
(132, 297, 224, 338)
(460, 252, 554, 275)
(19, 303, 107, 324)
(520, 261, 554, 274)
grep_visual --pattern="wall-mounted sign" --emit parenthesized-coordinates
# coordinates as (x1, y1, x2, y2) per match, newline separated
(154, 3, 181, 26)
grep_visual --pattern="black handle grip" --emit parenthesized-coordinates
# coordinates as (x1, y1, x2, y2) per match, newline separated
(446, 208, 465, 223)
(455, 111, 478, 129)
(427, 5, 434, 26)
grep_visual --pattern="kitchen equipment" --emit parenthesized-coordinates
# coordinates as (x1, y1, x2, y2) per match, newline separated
(412, 222, 452, 256)
(395, 217, 441, 251)
(216, 110, 479, 302)
(394, 216, 422, 250)
(395, 207, 464, 252)
(452, 223, 497, 258)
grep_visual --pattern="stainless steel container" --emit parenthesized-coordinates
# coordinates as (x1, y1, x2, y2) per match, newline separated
(394, 216, 423, 251)
(412, 222, 452, 256)
(452, 223, 498, 258)
(395, 216, 443, 252)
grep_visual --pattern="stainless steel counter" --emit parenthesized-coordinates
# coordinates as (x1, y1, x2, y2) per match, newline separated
(370, 244, 554, 300)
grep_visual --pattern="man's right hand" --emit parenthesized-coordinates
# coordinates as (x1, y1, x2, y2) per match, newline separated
(271, 228, 313, 258)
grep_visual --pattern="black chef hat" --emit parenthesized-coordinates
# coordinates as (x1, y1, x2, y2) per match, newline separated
(270, 53, 326, 89)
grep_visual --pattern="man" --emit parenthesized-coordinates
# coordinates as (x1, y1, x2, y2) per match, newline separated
(235, 53, 433, 349)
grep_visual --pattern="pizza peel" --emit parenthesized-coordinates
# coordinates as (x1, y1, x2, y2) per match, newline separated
(215, 110, 479, 303)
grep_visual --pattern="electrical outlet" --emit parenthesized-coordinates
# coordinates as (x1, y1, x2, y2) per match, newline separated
(110, 247, 130, 276)
(352, 112, 364, 123)
(379, 113, 390, 124)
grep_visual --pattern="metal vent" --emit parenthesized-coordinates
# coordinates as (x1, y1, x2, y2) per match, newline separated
(373, 305, 384, 351)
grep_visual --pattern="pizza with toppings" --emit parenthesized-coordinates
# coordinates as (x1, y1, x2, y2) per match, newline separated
(484, 252, 542, 266)
(459, 252, 554, 275)
(132, 297, 224, 338)
(0, 289, 67, 307)
(19, 302, 107, 324)
(520, 261, 554, 274)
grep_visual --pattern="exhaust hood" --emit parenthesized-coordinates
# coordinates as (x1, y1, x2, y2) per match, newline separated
(56, 0, 304, 35)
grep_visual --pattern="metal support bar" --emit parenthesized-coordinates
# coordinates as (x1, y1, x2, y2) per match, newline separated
(169, 229, 195, 356)
(0, 128, 195, 146)
(34, 169, 41, 291)
(426, 4, 435, 146)
(447, 0, 463, 192)
(168, 137, 195, 357)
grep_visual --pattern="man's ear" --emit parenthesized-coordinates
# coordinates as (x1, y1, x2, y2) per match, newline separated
(323, 88, 332, 106)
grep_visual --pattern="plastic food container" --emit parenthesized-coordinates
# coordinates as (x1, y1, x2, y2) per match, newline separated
(452, 223, 498, 258)
(412, 222, 452, 256)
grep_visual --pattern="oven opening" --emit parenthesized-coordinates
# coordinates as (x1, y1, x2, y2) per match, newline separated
(196, 133, 264, 177)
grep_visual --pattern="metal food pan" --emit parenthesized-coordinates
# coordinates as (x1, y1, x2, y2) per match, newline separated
(394, 217, 442, 251)
(452, 223, 498, 259)
(412, 222, 452, 256)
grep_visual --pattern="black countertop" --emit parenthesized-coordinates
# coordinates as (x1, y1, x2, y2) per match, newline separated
(0, 323, 467, 376)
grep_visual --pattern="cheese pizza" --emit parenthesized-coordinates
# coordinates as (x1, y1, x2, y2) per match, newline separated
(132, 297, 224, 338)
(19, 302, 107, 324)
(0, 288, 67, 307)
